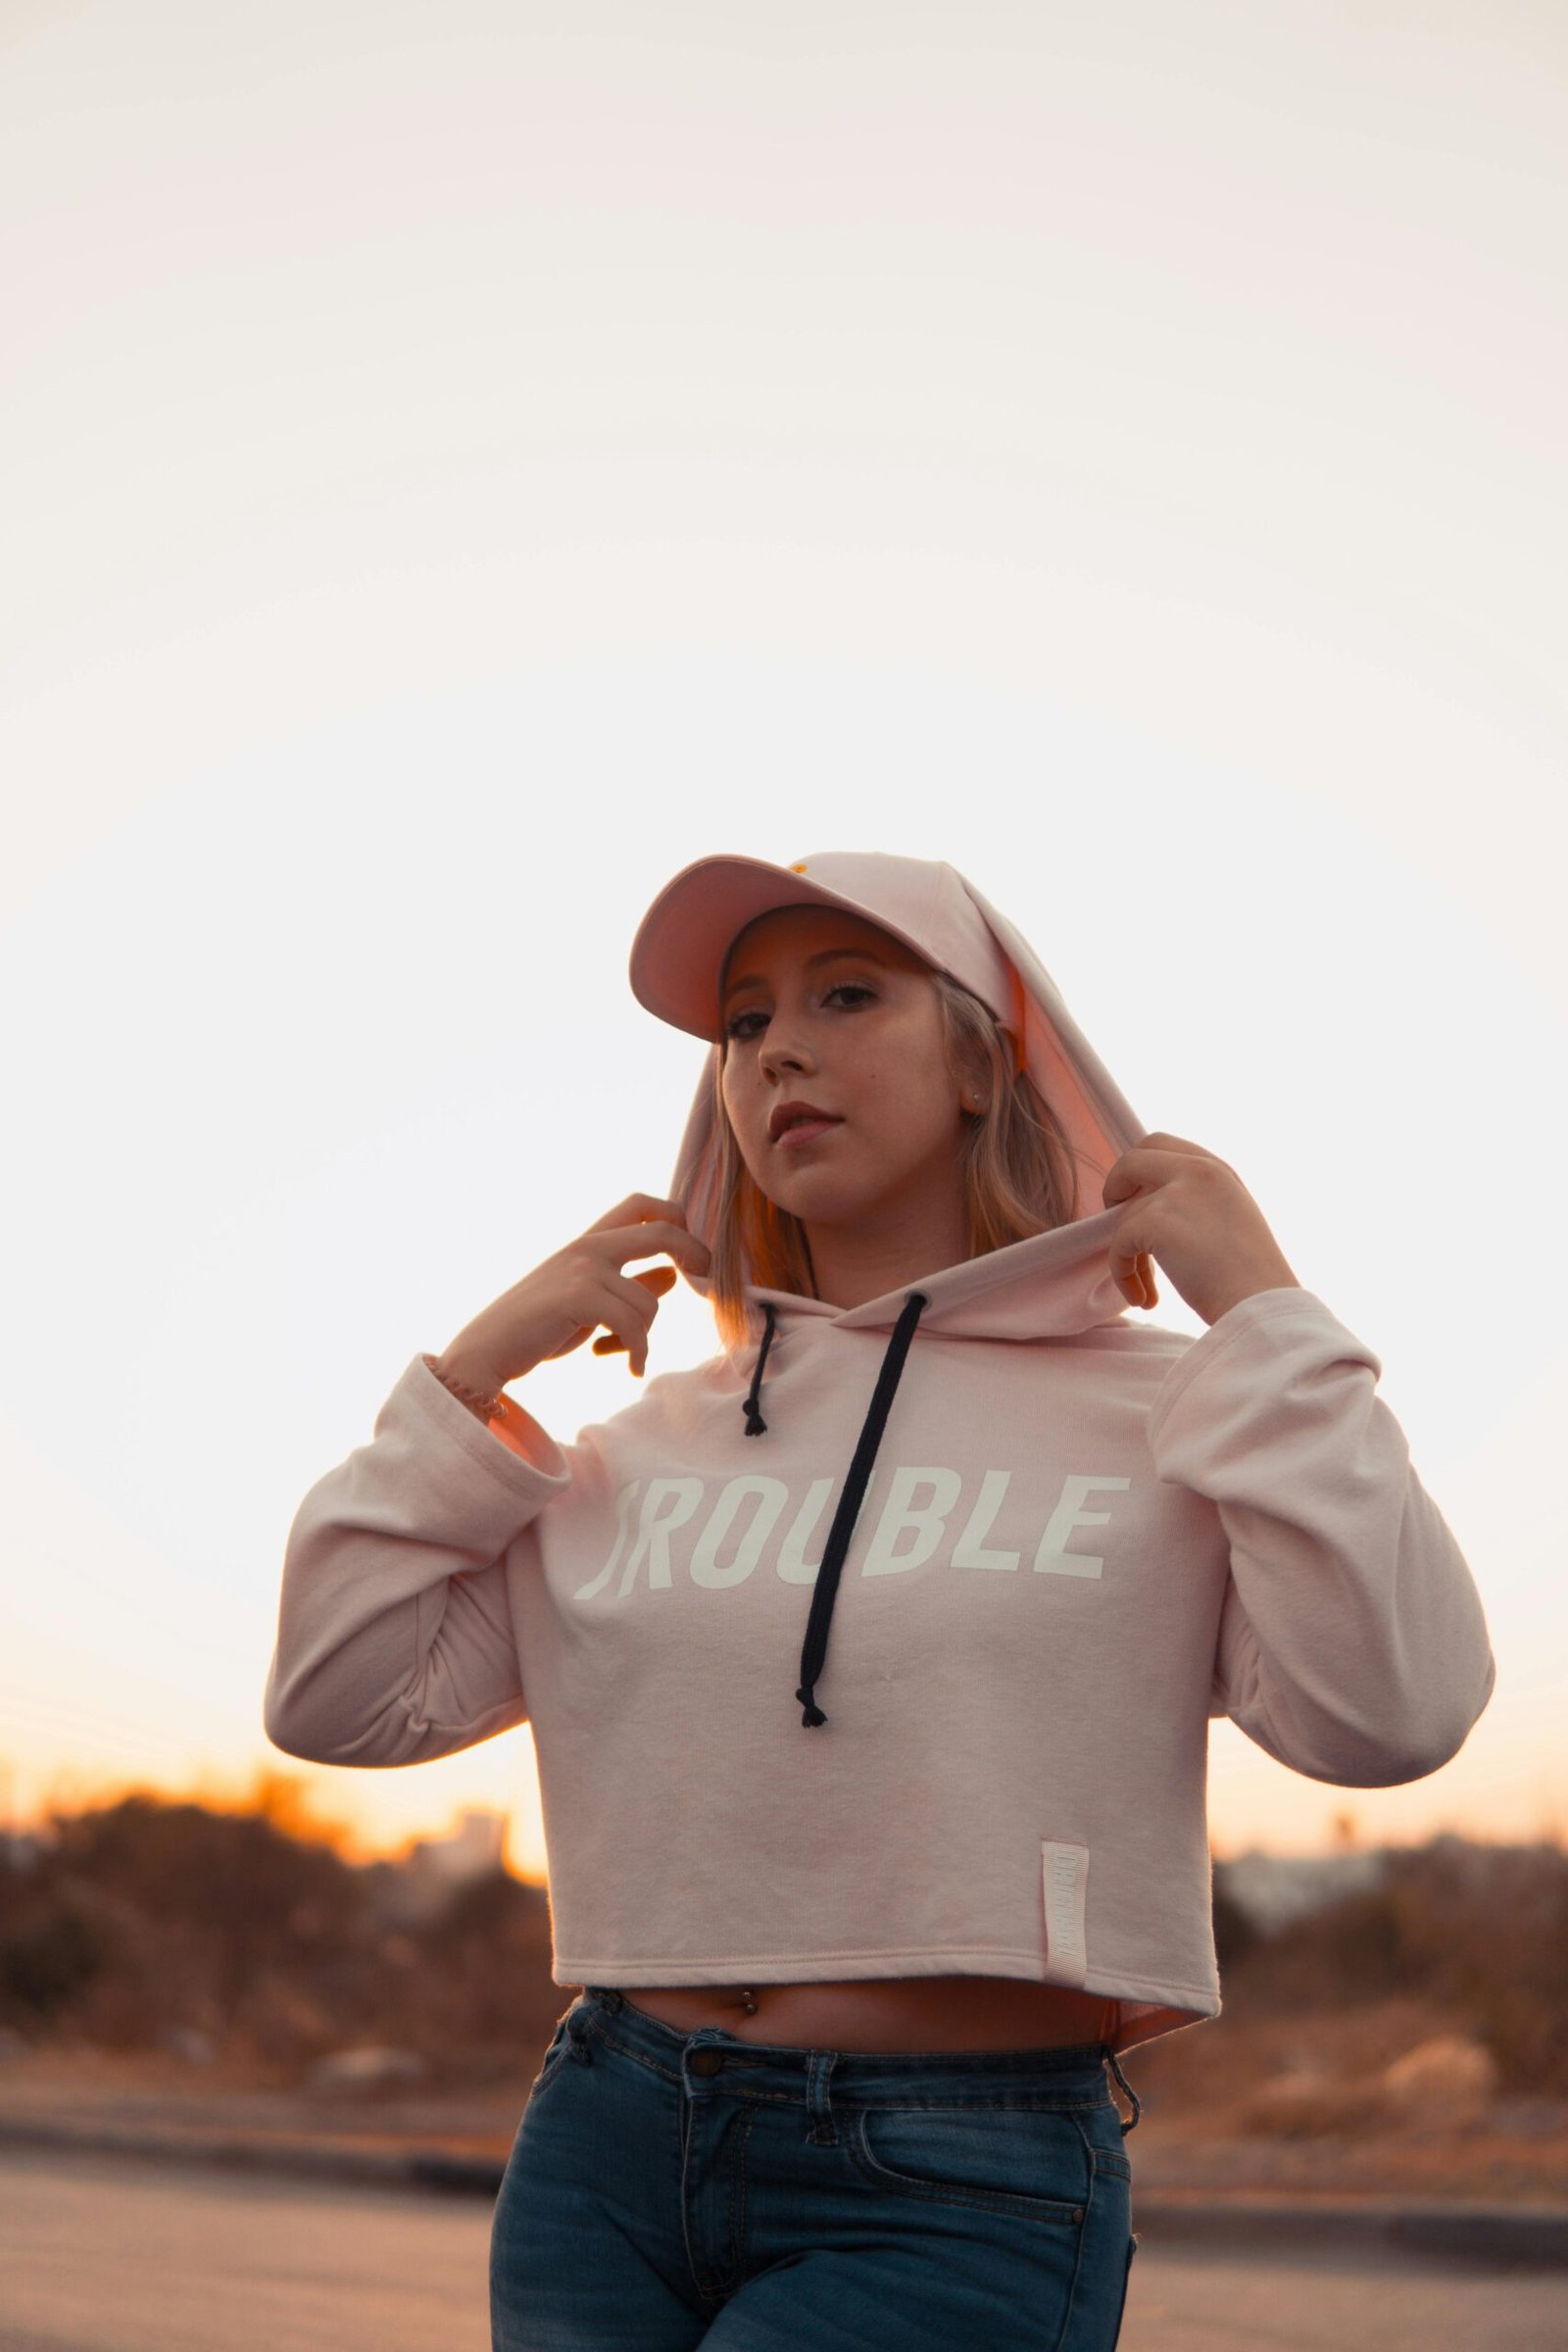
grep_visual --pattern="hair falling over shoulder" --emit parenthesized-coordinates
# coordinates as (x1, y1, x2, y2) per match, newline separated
(705, 971, 1081, 1351)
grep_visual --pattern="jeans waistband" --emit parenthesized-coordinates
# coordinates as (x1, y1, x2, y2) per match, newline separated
(569, 1986, 1140, 2130)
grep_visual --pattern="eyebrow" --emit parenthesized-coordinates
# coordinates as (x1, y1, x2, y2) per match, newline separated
(720, 945, 890, 1002)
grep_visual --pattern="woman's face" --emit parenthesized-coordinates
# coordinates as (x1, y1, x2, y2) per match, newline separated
(718, 905, 972, 1241)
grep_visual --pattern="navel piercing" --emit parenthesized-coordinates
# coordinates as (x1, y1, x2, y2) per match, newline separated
(738, 1987, 759, 2015)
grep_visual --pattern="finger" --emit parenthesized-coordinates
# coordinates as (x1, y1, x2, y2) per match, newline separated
(591, 1270, 674, 1354)
(591, 1315, 646, 1374)
(592, 1219, 711, 1276)
(1108, 1218, 1145, 1274)
(1122, 1250, 1156, 1307)
(585, 1194, 688, 1237)
(1105, 1137, 1233, 1207)
(582, 1289, 667, 1364)
(597, 1272, 665, 1375)
(546, 1321, 600, 1361)
(1135, 1133, 1212, 1156)
(1102, 1156, 1151, 1207)
(1107, 1214, 1151, 1305)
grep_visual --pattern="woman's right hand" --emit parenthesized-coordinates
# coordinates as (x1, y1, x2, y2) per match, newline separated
(438, 1195, 711, 1390)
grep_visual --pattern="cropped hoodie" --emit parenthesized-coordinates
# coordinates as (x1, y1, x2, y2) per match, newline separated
(263, 857, 1496, 2055)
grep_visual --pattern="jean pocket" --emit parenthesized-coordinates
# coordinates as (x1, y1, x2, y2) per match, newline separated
(843, 2101, 1092, 2225)
(1079, 2098, 1135, 2184)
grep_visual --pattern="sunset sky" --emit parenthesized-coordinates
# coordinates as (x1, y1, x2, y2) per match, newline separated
(3, 1, 1564, 1879)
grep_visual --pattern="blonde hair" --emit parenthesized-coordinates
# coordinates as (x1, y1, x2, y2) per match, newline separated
(706, 967, 1080, 1350)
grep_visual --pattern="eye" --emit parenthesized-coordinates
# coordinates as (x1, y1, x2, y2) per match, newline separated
(723, 981, 877, 1044)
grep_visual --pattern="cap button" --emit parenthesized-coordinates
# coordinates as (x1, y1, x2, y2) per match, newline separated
(688, 2047, 724, 2077)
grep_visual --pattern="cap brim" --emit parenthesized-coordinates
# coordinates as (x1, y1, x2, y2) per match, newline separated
(628, 855, 939, 1041)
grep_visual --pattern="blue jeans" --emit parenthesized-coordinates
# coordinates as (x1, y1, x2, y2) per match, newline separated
(491, 1986, 1142, 2350)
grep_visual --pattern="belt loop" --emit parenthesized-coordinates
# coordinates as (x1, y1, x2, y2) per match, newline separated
(1104, 2045, 1142, 2134)
(804, 2048, 841, 2146)
(566, 1994, 611, 2064)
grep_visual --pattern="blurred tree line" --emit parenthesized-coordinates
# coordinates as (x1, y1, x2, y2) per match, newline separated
(1, 1787, 1563, 2094)
(0, 1783, 560, 2076)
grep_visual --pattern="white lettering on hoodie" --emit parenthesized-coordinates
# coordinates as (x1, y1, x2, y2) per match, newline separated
(577, 1465, 1133, 1600)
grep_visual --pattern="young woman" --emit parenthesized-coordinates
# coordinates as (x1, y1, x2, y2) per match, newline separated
(266, 850, 1495, 2351)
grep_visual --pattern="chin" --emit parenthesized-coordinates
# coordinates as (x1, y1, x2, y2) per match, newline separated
(761, 1177, 880, 1228)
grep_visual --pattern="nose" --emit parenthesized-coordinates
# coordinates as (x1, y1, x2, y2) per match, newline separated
(759, 1014, 815, 1084)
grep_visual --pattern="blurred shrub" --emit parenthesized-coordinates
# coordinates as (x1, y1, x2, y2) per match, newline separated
(0, 1882, 115, 2018)
(1210, 1875, 1263, 1971)
(1219, 1836, 1568, 2096)
(0, 1789, 558, 2074)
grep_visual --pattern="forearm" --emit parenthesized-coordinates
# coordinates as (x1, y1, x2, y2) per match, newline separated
(263, 1351, 569, 1763)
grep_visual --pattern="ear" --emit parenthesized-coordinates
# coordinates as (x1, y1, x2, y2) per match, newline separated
(955, 1040, 992, 1116)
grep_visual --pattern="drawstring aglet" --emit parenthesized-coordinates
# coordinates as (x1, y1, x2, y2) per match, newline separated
(744, 1401, 767, 1437)
(797, 1686, 828, 1728)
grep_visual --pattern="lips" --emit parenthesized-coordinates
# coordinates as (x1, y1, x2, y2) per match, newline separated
(769, 1101, 843, 1145)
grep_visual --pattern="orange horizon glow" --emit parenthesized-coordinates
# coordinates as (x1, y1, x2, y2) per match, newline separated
(0, 1757, 549, 1882)
(3, 1752, 1557, 1877)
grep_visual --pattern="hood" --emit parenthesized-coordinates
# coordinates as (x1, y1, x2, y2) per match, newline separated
(656, 854, 1148, 1345)
(742, 1207, 1139, 1343)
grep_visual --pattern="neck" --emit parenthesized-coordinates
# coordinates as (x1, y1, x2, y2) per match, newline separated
(803, 1192, 970, 1311)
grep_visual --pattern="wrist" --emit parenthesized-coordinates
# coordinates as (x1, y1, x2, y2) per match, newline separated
(429, 1348, 512, 1420)
(1201, 1268, 1301, 1327)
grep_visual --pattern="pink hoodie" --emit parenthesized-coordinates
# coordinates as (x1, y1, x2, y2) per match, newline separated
(264, 858, 1495, 2055)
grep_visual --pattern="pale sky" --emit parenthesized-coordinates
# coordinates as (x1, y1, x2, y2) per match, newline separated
(2, 1, 1564, 1875)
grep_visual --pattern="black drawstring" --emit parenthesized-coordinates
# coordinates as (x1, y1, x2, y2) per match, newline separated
(741, 1301, 778, 1436)
(796, 1291, 928, 1729)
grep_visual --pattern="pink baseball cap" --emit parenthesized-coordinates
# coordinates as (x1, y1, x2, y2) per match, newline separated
(629, 853, 1147, 1246)
(628, 851, 1029, 1053)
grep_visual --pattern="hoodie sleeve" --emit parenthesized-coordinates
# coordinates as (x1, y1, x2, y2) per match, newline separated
(1146, 1288, 1496, 1788)
(263, 1352, 572, 1768)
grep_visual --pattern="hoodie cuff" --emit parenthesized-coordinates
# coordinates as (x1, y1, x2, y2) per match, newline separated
(405, 1352, 571, 1499)
(1145, 1287, 1381, 1456)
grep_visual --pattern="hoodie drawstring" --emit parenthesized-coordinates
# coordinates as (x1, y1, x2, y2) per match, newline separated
(741, 1301, 778, 1436)
(794, 1291, 928, 1728)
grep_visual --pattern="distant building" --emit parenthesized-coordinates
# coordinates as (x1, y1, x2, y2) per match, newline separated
(406, 1808, 508, 1886)
(0, 1829, 44, 1874)
(1216, 1844, 1391, 1935)
(363, 1807, 511, 1926)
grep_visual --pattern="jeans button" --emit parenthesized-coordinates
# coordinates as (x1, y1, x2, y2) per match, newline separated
(689, 2048, 724, 2077)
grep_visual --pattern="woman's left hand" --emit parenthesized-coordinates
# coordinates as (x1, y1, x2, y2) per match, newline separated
(1102, 1132, 1301, 1326)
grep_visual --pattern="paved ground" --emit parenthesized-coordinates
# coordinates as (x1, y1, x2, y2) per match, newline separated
(0, 2146, 493, 2352)
(4, 2146, 1566, 2352)
(1120, 2238, 1568, 2350)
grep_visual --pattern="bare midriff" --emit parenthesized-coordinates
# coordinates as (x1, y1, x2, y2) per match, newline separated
(615, 1977, 1118, 2054)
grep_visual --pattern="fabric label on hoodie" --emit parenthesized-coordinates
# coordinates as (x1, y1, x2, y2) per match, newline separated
(1041, 1840, 1090, 1987)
